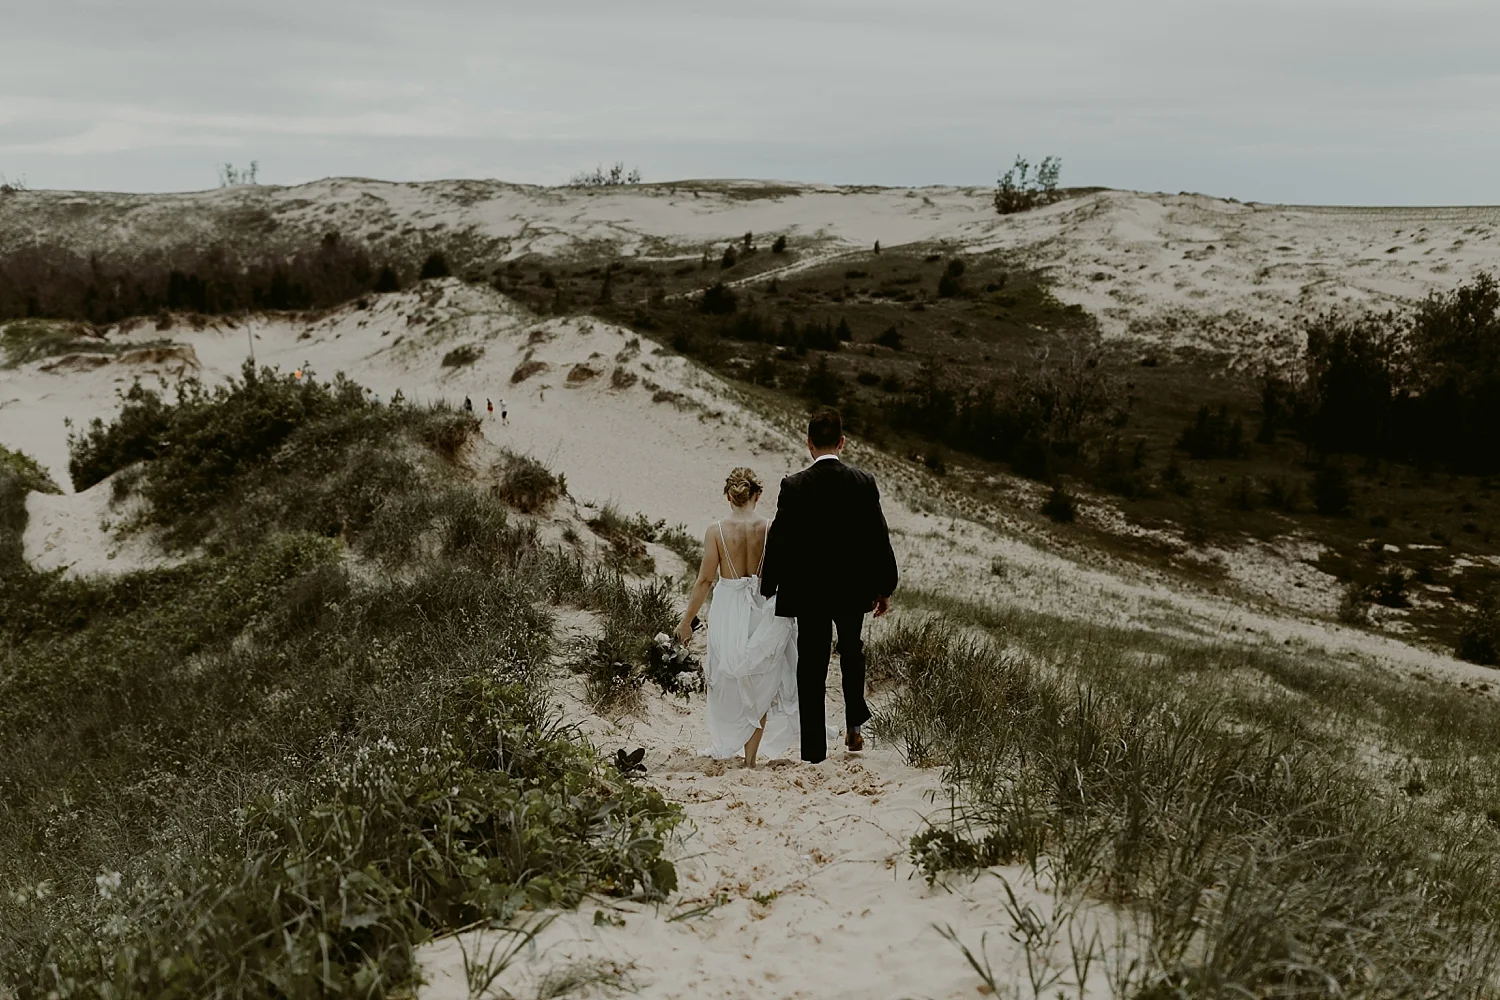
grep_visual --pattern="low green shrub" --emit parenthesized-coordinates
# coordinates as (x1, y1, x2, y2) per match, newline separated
(0, 443, 59, 495)
(1457, 596, 1500, 665)
(495, 451, 566, 514)
(1, 378, 685, 998)
(1040, 483, 1077, 523)
(440, 343, 483, 367)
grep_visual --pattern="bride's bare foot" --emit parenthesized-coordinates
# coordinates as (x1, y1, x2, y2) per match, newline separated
(742, 715, 768, 770)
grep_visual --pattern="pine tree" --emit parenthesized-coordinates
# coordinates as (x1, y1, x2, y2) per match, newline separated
(419, 252, 450, 280)
(801, 355, 842, 405)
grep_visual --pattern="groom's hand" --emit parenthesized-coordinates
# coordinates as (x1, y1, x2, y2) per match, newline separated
(872, 596, 890, 618)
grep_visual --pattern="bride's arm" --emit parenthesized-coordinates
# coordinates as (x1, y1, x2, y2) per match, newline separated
(676, 525, 720, 643)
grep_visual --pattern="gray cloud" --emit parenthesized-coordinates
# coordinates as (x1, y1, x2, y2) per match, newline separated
(1, 0, 1496, 202)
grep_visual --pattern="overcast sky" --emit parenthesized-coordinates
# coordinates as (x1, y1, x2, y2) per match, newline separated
(2, 0, 1497, 203)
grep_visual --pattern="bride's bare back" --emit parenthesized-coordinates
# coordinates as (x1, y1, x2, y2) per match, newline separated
(713, 516, 768, 580)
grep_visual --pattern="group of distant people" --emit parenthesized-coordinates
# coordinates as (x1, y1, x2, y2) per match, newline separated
(463, 395, 508, 425)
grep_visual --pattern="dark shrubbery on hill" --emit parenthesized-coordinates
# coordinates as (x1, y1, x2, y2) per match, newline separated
(1288, 274, 1500, 473)
(1312, 461, 1354, 516)
(418, 250, 451, 280)
(1176, 404, 1245, 460)
(0, 234, 402, 324)
(801, 355, 843, 406)
(699, 281, 738, 315)
(937, 259, 966, 298)
(70, 364, 376, 525)
(893, 351, 1125, 480)
(1040, 482, 1078, 522)
(1457, 594, 1500, 664)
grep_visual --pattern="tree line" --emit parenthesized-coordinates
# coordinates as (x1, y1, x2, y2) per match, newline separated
(0, 233, 418, 324)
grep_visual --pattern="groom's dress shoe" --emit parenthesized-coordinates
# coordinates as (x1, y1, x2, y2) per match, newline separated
(845, 730, 864, 752)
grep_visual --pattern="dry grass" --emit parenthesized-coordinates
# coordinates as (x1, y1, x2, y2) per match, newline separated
(870, 592, 1500, 996)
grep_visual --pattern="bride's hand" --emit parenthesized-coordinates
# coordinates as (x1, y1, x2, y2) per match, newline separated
(675, 620, 694, 645)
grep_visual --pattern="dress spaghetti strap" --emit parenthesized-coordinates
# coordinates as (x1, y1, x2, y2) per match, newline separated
(755, 519, 768, 577)
(716, 521, 740, 579)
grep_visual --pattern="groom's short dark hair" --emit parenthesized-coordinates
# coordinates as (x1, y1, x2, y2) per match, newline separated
(808, 409, 842, 449)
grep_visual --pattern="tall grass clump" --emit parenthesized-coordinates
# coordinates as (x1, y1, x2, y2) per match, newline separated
(869, 610, 1500, 997)
(0, 370, 682, 998)
(495, 451, 566, 514)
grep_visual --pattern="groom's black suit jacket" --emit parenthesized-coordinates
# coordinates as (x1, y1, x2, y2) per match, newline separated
(760, 457, 898, 619)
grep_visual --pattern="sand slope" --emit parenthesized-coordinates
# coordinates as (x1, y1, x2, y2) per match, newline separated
(6, 180, 1499, 360)
(1, 279, 1483, 682)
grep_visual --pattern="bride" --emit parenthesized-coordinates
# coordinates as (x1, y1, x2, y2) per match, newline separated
(675, 468, 799, 767)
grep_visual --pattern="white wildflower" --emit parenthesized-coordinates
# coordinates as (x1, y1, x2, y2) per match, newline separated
(95, 871, 122, 900)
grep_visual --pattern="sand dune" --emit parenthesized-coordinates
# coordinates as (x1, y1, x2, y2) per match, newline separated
(5, 182, 1498, 996)
(6, 181, 1498, 362)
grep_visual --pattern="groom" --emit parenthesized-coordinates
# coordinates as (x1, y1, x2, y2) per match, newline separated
(760, 409, 899, 763)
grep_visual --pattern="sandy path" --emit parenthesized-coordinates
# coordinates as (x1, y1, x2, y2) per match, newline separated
(418, 617, 1117, 1000)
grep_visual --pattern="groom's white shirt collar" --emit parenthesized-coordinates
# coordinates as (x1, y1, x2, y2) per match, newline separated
(812, 454, 841, 465)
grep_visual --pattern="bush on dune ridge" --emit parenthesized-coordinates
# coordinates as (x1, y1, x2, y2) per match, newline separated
(0, 372, 683, 998)
(0, 443, 58, 495)
(869, 608, 1500, 997)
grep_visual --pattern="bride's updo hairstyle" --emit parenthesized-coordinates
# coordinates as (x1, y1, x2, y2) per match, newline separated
(724, 467, 763, 507)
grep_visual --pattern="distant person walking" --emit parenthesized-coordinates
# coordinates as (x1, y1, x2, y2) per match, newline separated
(486, 397, 494, 419)
(500, 398, 509, 425)
(463, 395, 473, 416)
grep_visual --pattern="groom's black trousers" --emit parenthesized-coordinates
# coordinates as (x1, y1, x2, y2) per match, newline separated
(796, 612, 871, 763)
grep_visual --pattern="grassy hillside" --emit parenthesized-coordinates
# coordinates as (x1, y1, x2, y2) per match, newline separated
(0, 369, 683, 998)
(535, 248, 1500, 657)
(868, 594, 1500, 996)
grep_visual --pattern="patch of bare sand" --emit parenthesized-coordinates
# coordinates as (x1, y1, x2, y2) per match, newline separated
(23, 474, 182, 577)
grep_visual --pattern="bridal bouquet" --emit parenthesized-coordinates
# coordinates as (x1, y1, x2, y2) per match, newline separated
(648, 632, 704, 697)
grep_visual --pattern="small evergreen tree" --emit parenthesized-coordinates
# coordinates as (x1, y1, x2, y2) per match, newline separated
(1312, 461, 1353, 516)
(699, 282, 738, 316)
(876, 326, 904, 351)
(772, 235, 788, 254)
(1041, 483, 1077, 522)
(373, 266, 400, 293)
(801, 356, 842, 405)
(937, 259, 965, 298)
(721, 245, 739, 269)
(419, 252, 450, 280)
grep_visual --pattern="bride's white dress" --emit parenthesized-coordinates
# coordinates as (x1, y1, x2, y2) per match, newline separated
(701, 523, 800, 760)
